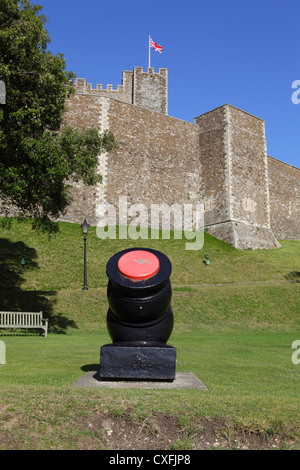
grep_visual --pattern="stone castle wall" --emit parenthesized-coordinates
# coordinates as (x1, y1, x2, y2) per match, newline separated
(268, 156, 300, 240)
(60, 93, 105, 225)
(62, 93, 201, 228)
(227, 105, 270, 229)
(105, 98, 200, 215)
(59, 67, 300, 248)
(195, 105, 230, 228)
(1, 66, 299, 248)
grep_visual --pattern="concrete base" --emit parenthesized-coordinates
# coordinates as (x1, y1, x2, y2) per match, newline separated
(72, 372, 207, 390)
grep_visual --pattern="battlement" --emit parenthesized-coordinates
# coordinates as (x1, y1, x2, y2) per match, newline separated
(133, 66, 168, 77)
(74, 70, 132, 94)
(73, 67, 168, 115)
(73, 67, 167, 93)
(73, 70, 133, 105)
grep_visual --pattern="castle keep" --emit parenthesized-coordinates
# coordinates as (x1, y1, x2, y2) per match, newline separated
(62, 67, 299, 249)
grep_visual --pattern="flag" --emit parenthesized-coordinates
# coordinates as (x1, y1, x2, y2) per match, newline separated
(150, 37, 163, 54)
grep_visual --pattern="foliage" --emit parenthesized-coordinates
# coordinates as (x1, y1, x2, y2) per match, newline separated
(0, 0, 117, 232)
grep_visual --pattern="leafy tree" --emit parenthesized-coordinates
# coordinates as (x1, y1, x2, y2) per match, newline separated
(0, 0, 117, 232)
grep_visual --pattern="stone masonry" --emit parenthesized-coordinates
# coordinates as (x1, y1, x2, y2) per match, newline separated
(268, 156, 300, 240)
(194, 105, 281, 249)
(1, 67, 299, 249)
(61, 66, 300, 249)
(72, 67, 168, 115)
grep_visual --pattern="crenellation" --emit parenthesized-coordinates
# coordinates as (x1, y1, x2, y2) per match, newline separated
(132, 66, 168, 76)
(72, 70, 134, 107)
(74, 78, 127, 94)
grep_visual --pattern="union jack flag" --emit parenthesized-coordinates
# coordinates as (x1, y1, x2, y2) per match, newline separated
(150, 37, 163, 53)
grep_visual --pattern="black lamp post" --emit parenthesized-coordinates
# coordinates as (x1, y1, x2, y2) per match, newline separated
(81, 218, 90, 290)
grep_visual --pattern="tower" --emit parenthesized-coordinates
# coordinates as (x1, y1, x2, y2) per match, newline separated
(72, 66, 168, 116)
(195, 104, 280, 249)
(133, 67, 168, 115)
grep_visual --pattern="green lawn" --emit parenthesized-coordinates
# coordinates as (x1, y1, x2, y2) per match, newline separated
(0, 218, 299, 450)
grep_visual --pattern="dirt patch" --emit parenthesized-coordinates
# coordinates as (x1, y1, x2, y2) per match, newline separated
(76, 411, 289, 450)
(77, 410, 181, 450)
(0, 407, 297, 450)
(0, 404, 19, 431)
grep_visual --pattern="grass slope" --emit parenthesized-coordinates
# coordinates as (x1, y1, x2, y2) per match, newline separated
(0, 218, 299, 450)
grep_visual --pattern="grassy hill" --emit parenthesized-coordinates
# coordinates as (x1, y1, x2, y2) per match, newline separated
(0, 218, 299, 332)
(0, 218, 299, 450)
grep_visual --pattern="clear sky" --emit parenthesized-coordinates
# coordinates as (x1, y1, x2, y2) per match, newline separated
(38, 0, 299, 168)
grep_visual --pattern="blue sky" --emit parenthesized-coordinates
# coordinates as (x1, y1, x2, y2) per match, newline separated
(39, 0, 299, 168)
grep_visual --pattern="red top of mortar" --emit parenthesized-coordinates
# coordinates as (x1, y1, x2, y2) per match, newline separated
(117, 250, 160, 280)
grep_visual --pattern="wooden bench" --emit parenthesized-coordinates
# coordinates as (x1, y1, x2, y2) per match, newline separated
(0, 311, 48, 337)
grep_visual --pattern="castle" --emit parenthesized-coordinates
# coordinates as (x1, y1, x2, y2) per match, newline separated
(46, 67, 300, 249)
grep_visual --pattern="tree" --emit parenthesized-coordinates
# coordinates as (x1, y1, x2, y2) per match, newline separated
(0, 0, 117, 232)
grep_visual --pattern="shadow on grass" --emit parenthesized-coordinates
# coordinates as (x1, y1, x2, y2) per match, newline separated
(0, 238, 77, 334)
(284, 271, 300, 283)
(81, 364, 99, 372)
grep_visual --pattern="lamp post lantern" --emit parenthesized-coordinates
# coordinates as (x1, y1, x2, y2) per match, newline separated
(81, 218, 90, 290)
(0, 80, 6, 106)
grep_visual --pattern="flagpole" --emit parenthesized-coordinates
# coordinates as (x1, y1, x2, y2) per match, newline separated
(148, 35, 151, 69)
